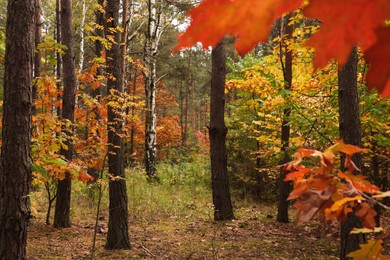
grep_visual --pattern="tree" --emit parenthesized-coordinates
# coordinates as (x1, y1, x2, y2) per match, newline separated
(0, 0, 35, 258)
(53, 0, 77, 228)
(277, 13, 293, 223)
(210, 39, 235, 221)
(105, 0, 131, 249)
(338, 47, 366, 260)
(143, 0, 164, 178)
(33, 0, 42, 115)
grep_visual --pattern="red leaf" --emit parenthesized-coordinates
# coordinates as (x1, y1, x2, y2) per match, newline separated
(174, 0, 302, 55)
(303, 0, 390, 68)
(364, 26, 390, 97)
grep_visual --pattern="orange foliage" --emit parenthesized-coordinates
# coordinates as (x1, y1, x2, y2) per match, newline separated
(175, 0, 390, 96)
(285, 140, 382, 229)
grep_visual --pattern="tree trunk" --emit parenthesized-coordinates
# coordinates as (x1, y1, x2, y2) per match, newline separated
(0, 0, 35, 258)
(105, 0, 131, 249)
(78, 0, 87, 72)
(56, 0, 62, 118)
(53, 0, 77, 228)
(143, 0, 162, 179)
(210, 39, 235, 221)
(338, 46, 366, 260)
(277, 13, 293, 223)
(33, 0, 42, 115)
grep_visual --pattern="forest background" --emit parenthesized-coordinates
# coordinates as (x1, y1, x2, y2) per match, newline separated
(0, 0, 389, 259)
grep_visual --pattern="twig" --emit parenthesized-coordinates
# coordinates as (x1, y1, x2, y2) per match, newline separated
(359, 191, 390, 211)
(133, 241, 156, 258)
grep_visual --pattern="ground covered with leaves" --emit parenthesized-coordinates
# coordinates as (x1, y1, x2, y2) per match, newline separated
(26, 202, 389, 259)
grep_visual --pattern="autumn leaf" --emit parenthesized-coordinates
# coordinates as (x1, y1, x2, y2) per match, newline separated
(355, 202, 377, 229)
(294, 187, 333, 224)
(364, 26, 390, 97)
(78, 173, 94, 184)
(174, 0, 303, 55)
(373, 190, 390, 199)
(338, 171, 381, 194)
(347, 239, 389, 260)
(303, 0, 390, 67)
(325, 196, 362, 222)
(284, 166, 311, 181)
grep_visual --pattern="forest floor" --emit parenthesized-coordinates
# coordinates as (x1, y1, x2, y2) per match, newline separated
(27, 203, 389, 259)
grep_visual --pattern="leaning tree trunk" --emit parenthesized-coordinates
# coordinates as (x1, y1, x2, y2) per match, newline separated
(338, 46, 366, 260)
(277, 13, 293, 223)
(105, 0, 131, 250)
(143, 0, 162, 179)
(53, 0, 77, 228)
(0, 0, 35, 258)
(210, 39, 235, 221)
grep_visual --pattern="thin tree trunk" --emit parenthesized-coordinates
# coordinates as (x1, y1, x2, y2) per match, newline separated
(78, 0, 87, 71)
(143, 0, 163, 179)
(56, 0, 62, 117)
(0, 0, 35, 258)
(53, 0, 77, 228)
(338, 46, 366, 260)
(105, 0, 131, 249)
(210, 39, 235, 221)
(33, 0, 42, 115)
(277, 13, 293, 223)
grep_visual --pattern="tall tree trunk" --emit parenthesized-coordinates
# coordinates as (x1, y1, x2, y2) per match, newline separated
(105, 0, 131, 249)
(143, 0, 162, 179)
(56, 0, 62, 117)
(0, 0, 35, 258)
(277, 13, 293, 223)
(53, 0, 77, 228)
(338, 46, 366, 260)
(120, 0, 128, 93)
(210, 39, 235, 221)
(78, 0, 87, 71)
(33, 0, 42, 115)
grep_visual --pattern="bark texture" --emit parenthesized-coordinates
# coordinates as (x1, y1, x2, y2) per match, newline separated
(143, 0, 163, 178)
(54, 0, 77, 228)
(277, 13, 293, 223)
(210, 40, 235, 221)
(0, 0, 35, 258)
(105, 0, 131, 249)
(338, 47, 366, 260)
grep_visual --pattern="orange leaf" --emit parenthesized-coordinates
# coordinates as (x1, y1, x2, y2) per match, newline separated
(364, 26, 390, 97)
(338, 171, 380, 194)
(336, 140, 365, 156)
(78, 173, 94, 184)
(355, 202, 377, 229)
(303, 0, 390, 68)
(325, 196, 362, 222)
(174, 0, 303, 55)
(284, 166, 311, 181)
(288, 180, 308, 200)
